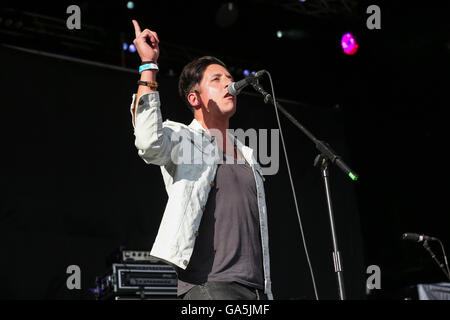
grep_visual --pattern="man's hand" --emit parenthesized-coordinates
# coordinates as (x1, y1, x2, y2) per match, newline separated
(132, 20, 159, 62)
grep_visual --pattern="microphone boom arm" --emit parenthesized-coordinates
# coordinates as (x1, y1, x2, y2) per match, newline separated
(251, 80, 359, 181)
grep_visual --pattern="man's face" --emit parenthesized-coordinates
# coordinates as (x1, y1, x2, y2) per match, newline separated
(195, 64, 236, 118)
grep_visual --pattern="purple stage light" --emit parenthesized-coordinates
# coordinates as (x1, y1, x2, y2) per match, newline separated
(341, 33, 359, 55)
(128, 44, 136, 53)
(243, 69, 250, 77)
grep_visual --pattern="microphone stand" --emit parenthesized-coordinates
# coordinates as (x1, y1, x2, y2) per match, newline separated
(251, 80, 359, 300)
(422, 240, 450, 281)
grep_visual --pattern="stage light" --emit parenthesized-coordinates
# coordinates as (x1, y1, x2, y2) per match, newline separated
(276, 29, 308, 40)
(122, 42, 128, 51)
(128, 44, 136, 53)
(127, 1, 135, 10)
(341, 32, 359, 55)
(216, 2, 239, 28)
(243, 69, 250, 76)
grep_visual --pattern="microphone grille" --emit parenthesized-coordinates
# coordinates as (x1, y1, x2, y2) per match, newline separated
(227, 82, 238, 96)
(402, 233, 421, 242)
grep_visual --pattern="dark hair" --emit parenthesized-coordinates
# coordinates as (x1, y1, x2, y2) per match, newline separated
(178, 56, 227, 112)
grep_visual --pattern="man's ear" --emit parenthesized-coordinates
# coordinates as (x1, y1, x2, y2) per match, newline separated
(187, 91, 201, 109)
(187, 91, 202, 110)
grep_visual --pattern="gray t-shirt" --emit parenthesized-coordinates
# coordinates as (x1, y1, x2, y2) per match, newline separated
(177, 153, 264, 296)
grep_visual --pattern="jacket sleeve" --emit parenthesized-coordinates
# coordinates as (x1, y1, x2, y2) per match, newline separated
(130, 92, 175, 166)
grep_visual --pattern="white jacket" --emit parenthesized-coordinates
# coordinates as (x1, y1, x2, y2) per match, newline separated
(130, 92, 273, 299)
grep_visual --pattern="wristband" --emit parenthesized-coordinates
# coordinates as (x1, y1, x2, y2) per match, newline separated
(139, 62, 159, 73)
(137, 80, 158, 90)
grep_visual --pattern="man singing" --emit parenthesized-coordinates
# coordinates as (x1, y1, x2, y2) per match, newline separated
(130, 20, 273, 300)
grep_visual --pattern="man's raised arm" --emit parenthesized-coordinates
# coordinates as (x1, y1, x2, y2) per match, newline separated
(130, 20, 175, 166)
(132, 19, 159, 116)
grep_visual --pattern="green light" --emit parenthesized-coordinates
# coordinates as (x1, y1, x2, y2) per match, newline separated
(349, 172, 358, 181)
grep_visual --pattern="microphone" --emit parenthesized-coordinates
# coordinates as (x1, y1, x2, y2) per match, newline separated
(227, 70, 266, 96)
(402, 233, 438, 242)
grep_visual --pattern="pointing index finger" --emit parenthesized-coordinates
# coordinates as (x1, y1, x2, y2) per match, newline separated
(132, 20, 141, 37)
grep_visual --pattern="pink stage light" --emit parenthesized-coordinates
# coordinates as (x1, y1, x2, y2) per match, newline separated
(341, 33, 359, 55)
